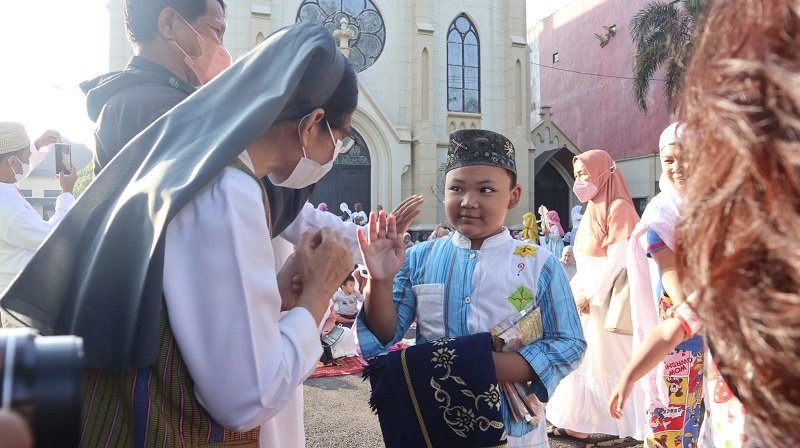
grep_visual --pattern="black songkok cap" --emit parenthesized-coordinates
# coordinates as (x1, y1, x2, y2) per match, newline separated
(445, 129, 516, 175)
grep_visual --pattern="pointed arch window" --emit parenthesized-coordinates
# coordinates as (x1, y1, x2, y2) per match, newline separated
(447, 14, 480, 113)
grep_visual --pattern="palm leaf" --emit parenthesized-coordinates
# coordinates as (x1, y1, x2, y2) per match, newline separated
(630, 0, 711, 113)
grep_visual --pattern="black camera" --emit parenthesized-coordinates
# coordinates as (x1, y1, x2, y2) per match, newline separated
(0, 329, 84, 447)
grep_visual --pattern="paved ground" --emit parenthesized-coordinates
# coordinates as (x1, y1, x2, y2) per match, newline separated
(303, 374, 641, 448)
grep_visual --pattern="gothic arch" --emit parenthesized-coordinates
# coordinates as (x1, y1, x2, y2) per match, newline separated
(350, 106, 393, 208)
(447, 13, 481, 113)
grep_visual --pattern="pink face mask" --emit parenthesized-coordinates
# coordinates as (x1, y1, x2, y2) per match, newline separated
(173, 16, 232, 85)
(572, 163, 616, 202)
(572, 180, 598, 202)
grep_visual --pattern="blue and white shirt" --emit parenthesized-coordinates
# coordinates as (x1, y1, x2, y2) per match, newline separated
(358, 229, 586, 442)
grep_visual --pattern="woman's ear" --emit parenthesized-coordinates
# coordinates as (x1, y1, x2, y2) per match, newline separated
(297, 108, 326, 149)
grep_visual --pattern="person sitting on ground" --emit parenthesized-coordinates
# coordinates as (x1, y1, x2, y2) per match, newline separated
(333, 274, 364, 326)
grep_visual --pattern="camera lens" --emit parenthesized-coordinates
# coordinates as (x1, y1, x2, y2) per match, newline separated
(0, 329, 84, 447)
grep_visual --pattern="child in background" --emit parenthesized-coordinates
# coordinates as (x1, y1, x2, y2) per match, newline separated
(357, 129, 586, 447)
(333, 275, 364, 326)
(608, 297, 762, 447)
(543, 210, 565, 258)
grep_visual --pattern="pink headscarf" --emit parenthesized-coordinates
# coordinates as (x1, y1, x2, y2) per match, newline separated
(545, 210, 565, 236)
(573, 149, 639, 257)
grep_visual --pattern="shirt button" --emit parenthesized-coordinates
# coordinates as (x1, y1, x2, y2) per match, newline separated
(469, 253, 476, 259)
(465, 296, 471, 304)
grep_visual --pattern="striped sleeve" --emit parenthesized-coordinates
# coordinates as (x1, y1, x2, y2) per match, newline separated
(518, 256, 587, 402)
(356, 251, 418, 359)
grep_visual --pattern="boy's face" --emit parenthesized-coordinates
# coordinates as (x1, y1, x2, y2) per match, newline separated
(342, 280, 356, 294)
(444, 165, 522, 245)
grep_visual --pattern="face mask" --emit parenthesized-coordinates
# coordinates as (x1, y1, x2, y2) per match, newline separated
(572, 162, 616, 202)
(173, 15, 231, 85)
(572, 180, 598, 202)
(267, 118, 344, 189)
(9, 157, 31, 184)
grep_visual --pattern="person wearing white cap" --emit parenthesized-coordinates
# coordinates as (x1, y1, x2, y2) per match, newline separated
(0, 122, 76, 307)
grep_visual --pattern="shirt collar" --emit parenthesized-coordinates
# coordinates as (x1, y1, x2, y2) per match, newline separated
(450, 227, 512, 250)
(238, 150, 256, 172)
(128, 56, 197, 95)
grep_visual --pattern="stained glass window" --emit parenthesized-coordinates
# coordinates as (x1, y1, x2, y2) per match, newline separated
(447, 14, 480, 113)
(296, 0, 386, 73)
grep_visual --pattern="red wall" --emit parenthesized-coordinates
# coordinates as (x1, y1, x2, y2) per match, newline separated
(537, 0, 672, 159)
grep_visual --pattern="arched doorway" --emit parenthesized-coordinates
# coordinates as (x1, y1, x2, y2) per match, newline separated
(534, 161, 571, 232)
(310, 128, 371, 214)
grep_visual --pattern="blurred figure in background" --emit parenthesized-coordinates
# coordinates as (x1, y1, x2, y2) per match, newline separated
(560, 245, 576, 281)
(543, 209, 565, 258)
(569, 205, 583, 248)
(675, 0, 800, 445)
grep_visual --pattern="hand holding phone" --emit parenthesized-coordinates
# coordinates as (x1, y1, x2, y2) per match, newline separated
(54, 143, 72, 175)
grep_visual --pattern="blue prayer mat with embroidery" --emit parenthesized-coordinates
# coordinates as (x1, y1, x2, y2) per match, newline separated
(363, 332, 508, 448)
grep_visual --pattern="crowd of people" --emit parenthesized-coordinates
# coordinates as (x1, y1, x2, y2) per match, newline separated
(1, 0, 798, 447)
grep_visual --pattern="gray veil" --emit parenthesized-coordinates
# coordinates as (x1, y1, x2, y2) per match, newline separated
(0, 22, 347, 371)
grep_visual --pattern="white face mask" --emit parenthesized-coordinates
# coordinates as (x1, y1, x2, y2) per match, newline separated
(9, 157, 31, 184)
(267, 117, 346, 189)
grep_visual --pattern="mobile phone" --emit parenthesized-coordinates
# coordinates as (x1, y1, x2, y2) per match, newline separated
(54, 143, 72, 175)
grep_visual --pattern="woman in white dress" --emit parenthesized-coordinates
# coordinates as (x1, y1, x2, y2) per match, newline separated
(547, 149, 645, 441)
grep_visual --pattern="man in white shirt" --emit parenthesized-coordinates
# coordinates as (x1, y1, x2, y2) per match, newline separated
(0, 123, 76, 314)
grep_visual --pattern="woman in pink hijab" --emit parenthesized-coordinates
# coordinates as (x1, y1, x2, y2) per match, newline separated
(547, 149, 643, 442)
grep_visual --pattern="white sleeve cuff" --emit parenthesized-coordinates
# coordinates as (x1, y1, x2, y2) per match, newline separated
(55, 193, 75, 211)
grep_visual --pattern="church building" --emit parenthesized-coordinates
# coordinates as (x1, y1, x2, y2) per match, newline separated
(107, 0, 533, 231)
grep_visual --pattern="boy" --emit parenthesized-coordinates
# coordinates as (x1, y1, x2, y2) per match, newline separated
(356, 129, 586, 447)
(333, 274, 364, 324)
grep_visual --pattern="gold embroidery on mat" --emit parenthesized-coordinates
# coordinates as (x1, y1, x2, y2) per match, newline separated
(429, 338, 505, 440)
(401, 348, 434, 448)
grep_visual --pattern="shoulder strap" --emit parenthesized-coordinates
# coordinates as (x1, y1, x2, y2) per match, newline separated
(228, 159, 272, 237)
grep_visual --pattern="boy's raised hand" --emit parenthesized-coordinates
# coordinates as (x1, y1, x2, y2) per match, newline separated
(357, 211, 405, 282)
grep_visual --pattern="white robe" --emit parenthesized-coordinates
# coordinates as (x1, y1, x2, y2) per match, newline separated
(546, 240, 645, 440)
(163, 152, 361, 447)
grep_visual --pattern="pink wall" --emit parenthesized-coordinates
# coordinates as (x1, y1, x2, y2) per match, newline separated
(537, 0, 672, 159)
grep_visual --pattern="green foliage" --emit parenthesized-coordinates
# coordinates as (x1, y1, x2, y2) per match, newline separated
(630, 0, 711, 113)
(72, 163, 94, 198)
